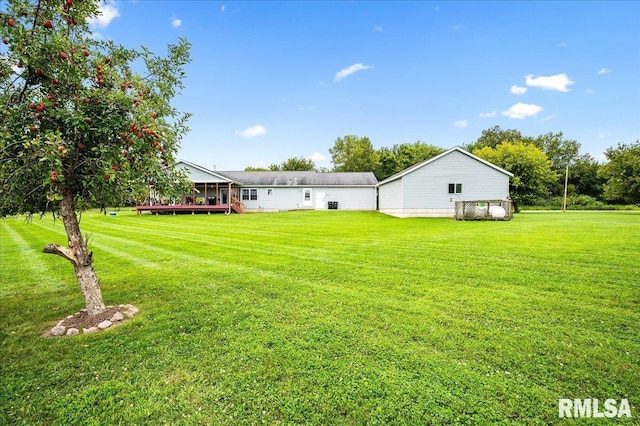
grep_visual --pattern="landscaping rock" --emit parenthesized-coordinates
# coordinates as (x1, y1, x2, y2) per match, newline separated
(46, 304, 139, 337)
(51, 325, 66, 336)
(122, 304, 139, 318)
(97, 320, 112, 330)
(110, 311, 124, 322)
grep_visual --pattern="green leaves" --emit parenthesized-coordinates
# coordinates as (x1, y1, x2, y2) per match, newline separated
(473, 142, 557, 206)
(598, 141, 640, 204)
(1, 0, 191, 217)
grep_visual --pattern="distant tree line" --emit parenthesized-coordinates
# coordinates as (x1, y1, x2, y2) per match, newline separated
(245, 126, 640, 208)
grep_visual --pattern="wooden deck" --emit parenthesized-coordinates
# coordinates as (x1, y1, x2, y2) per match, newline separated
(136, 202, 244, 215)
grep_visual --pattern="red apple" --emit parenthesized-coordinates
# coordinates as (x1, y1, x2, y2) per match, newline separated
(7, 19, 16, 27)
(44, 20, 53, 29)
(52, 78, 59, 85)
(105, 174, 111, 180)
(36, 104, 45, 112)
(78, 143, 86, 150)
(59, 52, 67, 59)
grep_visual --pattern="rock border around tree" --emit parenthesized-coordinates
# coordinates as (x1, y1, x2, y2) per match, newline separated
(45, 304, 139, 337)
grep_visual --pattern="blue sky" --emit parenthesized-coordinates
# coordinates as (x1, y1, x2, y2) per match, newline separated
(90, 1, 639, 170)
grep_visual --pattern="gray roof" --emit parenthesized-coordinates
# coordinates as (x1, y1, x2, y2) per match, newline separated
(216, 171, 378, 186)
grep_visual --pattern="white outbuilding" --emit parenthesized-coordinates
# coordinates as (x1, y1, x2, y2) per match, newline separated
(377, 147, 513, 218)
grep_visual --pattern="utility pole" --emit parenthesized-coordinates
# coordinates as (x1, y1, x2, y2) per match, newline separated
(562, 165, 569, 212)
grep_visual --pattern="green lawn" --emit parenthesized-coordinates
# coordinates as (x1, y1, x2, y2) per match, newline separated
(1, 210, 638, 425)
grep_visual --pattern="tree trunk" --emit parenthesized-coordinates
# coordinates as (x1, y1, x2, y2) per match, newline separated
(43, 188, 106, 316)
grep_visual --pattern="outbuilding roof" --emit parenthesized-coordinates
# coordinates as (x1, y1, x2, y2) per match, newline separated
(377, 146, 513, 186)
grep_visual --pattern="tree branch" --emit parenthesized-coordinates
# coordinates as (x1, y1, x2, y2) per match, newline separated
(43, 243, 79, 265)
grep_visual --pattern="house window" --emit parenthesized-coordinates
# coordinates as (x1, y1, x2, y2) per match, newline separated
(448, 183, 463, 194)
(242, 188, 258, 201)
(266, 188, 274, 197)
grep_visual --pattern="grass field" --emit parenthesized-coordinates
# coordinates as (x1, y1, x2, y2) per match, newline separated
(1, 210, 638, 425)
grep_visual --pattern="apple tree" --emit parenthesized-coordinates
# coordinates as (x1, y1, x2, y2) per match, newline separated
(0, 0, 191, 315)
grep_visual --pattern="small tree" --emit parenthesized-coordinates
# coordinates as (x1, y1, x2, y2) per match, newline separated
(0, 0, 191, 315)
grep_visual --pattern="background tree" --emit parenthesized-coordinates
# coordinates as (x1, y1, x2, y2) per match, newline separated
(473, 142, 557, 211)
(465, 126, 531, 152)
(532, 131, 581, 196)
(0, 0, 191, 315)
(598, 141, 640, 204)
(373, 141, 444, 180)
(268, 156, 316, 171)
(568, 154, 605, 199)
(329, 135, 378, 172)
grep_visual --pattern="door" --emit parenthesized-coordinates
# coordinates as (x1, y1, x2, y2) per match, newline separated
(316, 191, 326, 209)
(220, 189, 228, 205)
(303, 188, 312, 207)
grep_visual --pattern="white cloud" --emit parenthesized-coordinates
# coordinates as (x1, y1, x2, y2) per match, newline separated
(88, 1, 120, 29)
(597, 67, 612, 75)
(502, 103, 543, 119)
(525, 73, 574, 92)
(585, 88, 595, 94)
(308, 152, 326, 162)
(479, 111, 496, 118)
(235, 125, 267, 138)
(452, 24, 463, 31)
(221, 5, 226, 12)
(298, 105, 316, 111)
(333, 63, 372, 82)
(454, 120, 468, 128)
(510, 85, 527, 95)
(171, 16, 182, 28)
(373, 25, 383, 32)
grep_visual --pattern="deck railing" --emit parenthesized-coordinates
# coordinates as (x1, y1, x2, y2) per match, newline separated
(231, 196, 245, 214)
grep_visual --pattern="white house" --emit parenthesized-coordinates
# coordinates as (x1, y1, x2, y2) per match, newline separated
(216, 170, 378, 212)
(136, 160, 378, 214)
(377, 147, 513, 218)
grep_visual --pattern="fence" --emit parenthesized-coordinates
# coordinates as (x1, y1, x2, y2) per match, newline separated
(454, 200, 513, 221)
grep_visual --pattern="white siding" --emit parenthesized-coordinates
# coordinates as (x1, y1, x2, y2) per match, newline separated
(178, 163, 228, 183)
(378, 179, 403, 210)
(241, 186, 376, 211)
(402, 150, 509, 209)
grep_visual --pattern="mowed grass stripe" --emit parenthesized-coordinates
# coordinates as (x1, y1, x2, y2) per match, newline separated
(1, 211, 638, 424)
(0, 221, 59, 289)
